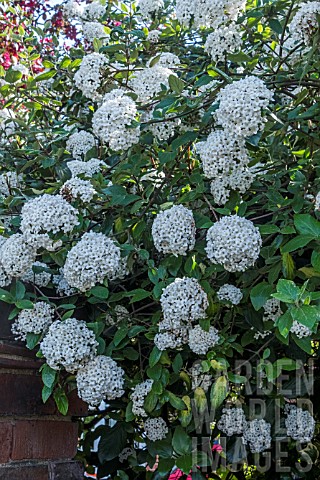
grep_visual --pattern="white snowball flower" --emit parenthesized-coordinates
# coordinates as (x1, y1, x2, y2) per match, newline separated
(147, 30, 161, 43)
(215, 76, 273, 137)
(11, 302, 54, 341)
(160, 277, 209, 327)
(206, 216, 262, 272)
(21, 261, 51, 287)
(131, 380, 154, 417)
(204, 24, 242, 63)
(154, 329, 188, 351)
(76, 355, 125, 406)
(189, 363, 212, 392)
(52, 267, 76, 296)
(40, 318, 98, 372)
(290, 321, 312, 338)
(63, 231, 121, 292)
(82, 22, 109, 43)
(148, 52, 181, 68)
(119, 447, 135, 463)
(12, 64, 29, 76)
(242, 419, 272, 453)
(0, 108, 16, 138)
(0, 233, 36, 277)
(60, 177, 96, 203)
(152, 205, 196, 256)
(0, 171, 23, 196)
(63, 0, 82, 19)
(92, 89, 140, 151)
(175, 0, 245, 28)
(263, 298, 282, 322)
(188, 325, 220, 355)
(66, 130, 96, 160)
(129, 66, 175, 103)
(289, 2, 320, 45)
(74, 53, 107, 100)
(143, 109, 181, 141)
(105, 305, 130, 326)
(218, 407, 248, 436)
(144, 417, 168, 441)
(82, 1, 106, 20)
(285, 405, 315, 443)
(315, 191, 320, 210)
(196, 131, 250, 179)
(217, 284, 243, 305)
(67, 158, 106, 178)
(210, 164, 261, 205)
(20, 194, 79, 243)
(138, 0, 164, 18)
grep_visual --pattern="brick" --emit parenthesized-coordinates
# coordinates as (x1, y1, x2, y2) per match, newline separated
(0, 423, 12, 463)
(11, 420, 79, 461)
(0, 460, 84, 480)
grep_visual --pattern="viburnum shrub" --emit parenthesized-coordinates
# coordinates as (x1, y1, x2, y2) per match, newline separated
(0, 0, 320, 478)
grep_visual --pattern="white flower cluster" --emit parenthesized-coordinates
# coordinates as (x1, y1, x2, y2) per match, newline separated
(20, 194, 79, 244)
(242, 419, 272, 453)
(92, 89, 140, 151)
(40, 318, 98, 372)
(154, 328, 188, 351)
(218, 407, 247, 436)
(160, 277, 208, 327)
(175, 0, 246, 28)
(204, 24, 242, 63)
(148, 52, 180, 68)
(206, 216, 262, 272)
(190, 363, 212, 392)
(21, 261, 51, 287)
(11, 302, 54, 341)
(152, 205, 196, 256)
(52, 267, 76, 296)
(76, 355, 125, 406)
(64, 231, 121, 292)
(82, 1, 106, 20)
(147, 30, 161, 43)
(315, 191, 320, 210)
(285, 405, 315, 443)
(289, 2, 320, 45)
(66, 130, 96, 160)
(67, 158, 106, 178)
(0, 171, 22, 197)
(82, 22, 109, 43)
(144, 417, 168, 441)
(0, 233, 36, 278)
(210, 164, 261, 205)
(144, 110, 181, 141)
(263, 298, 282, 322)
(60, 177, 96, 203)
(215, 76, 273, 137)
(129, 66, 175, 103)
(290, 321, 312, 339)
(217, 284, 243, 305)
(62, 0, 82, 18)
(74, 53, 107, 100)
(188, 324, 220, 354)
(105, 305, 130, 326)
(138, 0, 164, 18)
(131, 379, 154, 416)
(119, 447, 135, 463)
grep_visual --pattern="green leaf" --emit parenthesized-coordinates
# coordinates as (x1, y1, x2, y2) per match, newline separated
(274, 279, 300, 302)
(114, 326, 128, 346)
(292, 335, 312, 353)
(269, 19, 283, 34)
(282, 252, 295, 279)
(311, 251, 320, 271)
(53, 388, 69, 416)
(172, 353, 183, 373)
(42, 364, 57, 388)
(5, 69, 22, 83)
(35, 69, 57, 82)
(26, 333, 41, 349)
(291, 305, 320, 329)
(0, 288, 14, 304)
(276, 310, 293, 338)
(149, 346, 162, 367)
(98, 423, 128, 462)
(250, 282, 273, 311)
(42, 384, 53, 403)
(167, 391, 187, 410)
(281, 235, 313, 253)
(210, 375, 228, 410)
(144, 391, 158, 413)
(90, 286, 109, 299)
(15, 299, 34, 309)
(294, 214, 320, 237)
(168, 74, 185, 93)
(172, 426, 192, 456)
(128, 288, 151, 303)
(176, 454, 194, 474)
(227, 373, 247, 384)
